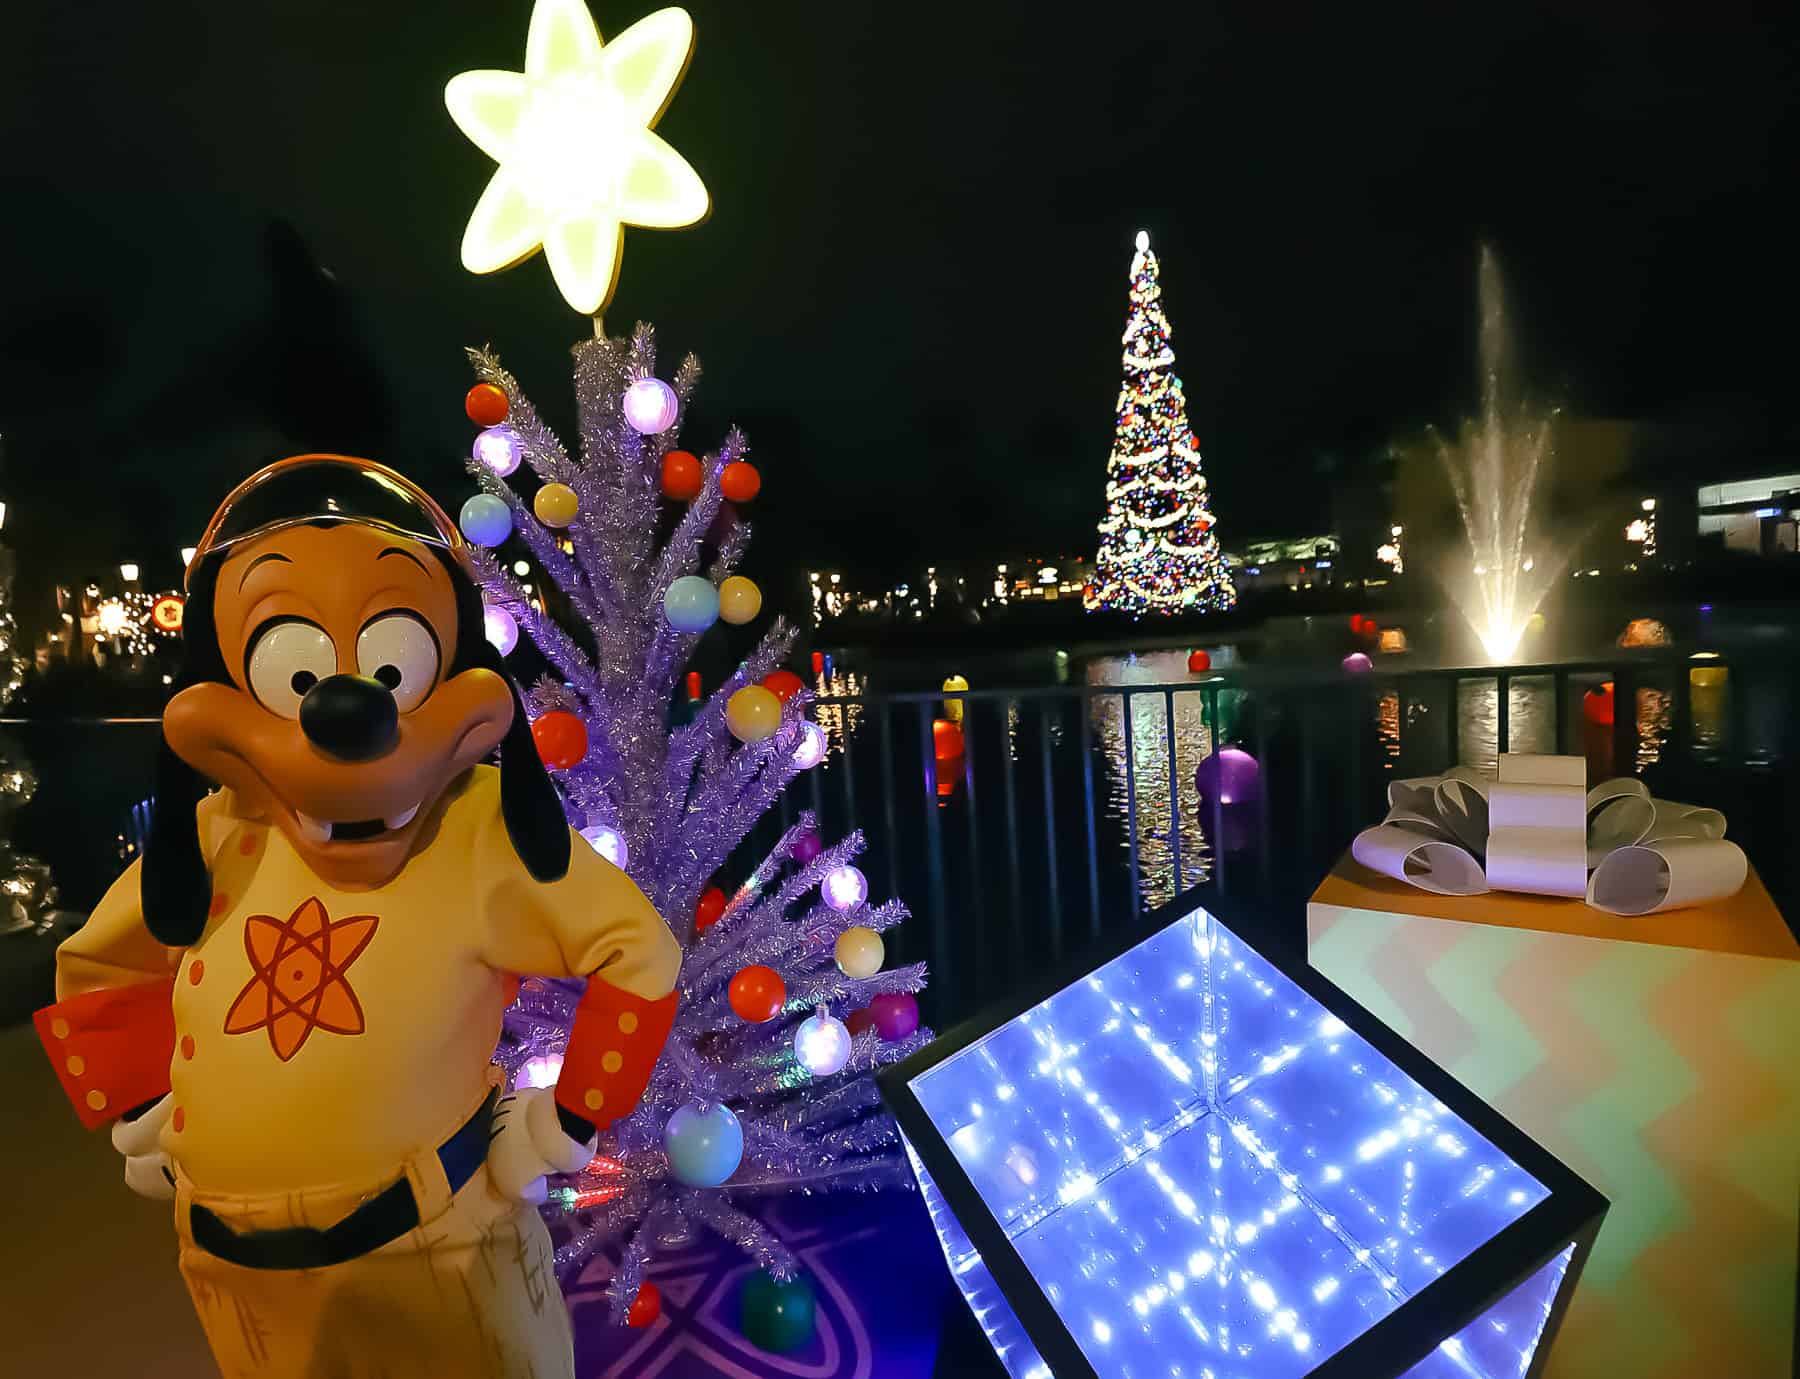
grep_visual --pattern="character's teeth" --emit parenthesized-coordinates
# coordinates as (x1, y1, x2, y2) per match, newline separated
(296, 812, 330, 843)
(385, 803, 420, 830)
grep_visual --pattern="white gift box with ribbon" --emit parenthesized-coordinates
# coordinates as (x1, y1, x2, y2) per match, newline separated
(1350, 753, 1747, 915)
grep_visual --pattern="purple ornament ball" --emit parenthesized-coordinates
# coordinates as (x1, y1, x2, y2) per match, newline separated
(1193, 746, 1261, 810)
(869, 992, 919, 1042)
(1342, 651, 1373, 673)
(790, 830, 823, 864)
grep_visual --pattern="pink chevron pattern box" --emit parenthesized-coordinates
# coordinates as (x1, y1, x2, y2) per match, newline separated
(1308, 855, 1800, 1379)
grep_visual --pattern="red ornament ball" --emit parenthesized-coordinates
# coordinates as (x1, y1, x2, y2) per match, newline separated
(762, 670, 805, 703)
(1186, 649, 1212, 673)
(846, 1007, 877, 1038)
(695, 886, 727, 933)
(720, 461, 762, 503)
(932, 719, 964, 761)
(465, 383, 508, 427)
(531, 711, 589, 769)
(869, 992, 919, 1042)
(1349, 614, 1365, 634)
(661, 450, 703, 502)
(626, 1281, 661, 1328)
(728, 965, 786, 1023)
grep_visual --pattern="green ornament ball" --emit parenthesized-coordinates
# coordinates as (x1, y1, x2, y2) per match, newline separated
(739, 1268, 816, 1354)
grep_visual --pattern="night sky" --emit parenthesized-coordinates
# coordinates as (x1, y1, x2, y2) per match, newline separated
(3, 2, 1796, 616)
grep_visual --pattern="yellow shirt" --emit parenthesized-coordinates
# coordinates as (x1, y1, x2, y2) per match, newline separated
(57, 765, 679, 1197)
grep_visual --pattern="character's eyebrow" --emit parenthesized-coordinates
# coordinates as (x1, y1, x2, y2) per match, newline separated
(377, 546, 430, 573)
(238, 552, 292, 591)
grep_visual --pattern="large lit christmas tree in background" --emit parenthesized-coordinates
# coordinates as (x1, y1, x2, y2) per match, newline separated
(1085, 231, 1236, 616)
(442, 0, 930, 1337)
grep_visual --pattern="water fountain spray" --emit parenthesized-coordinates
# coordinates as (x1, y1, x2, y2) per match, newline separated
(1438, 247, 1560, 662)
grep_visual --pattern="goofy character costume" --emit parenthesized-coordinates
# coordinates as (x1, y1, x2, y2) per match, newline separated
(34, 455, 681, 1379)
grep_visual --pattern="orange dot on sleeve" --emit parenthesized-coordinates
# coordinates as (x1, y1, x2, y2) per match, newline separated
(618, 1012, 639, 1034)
(180, 1035, 196, 1060)
(171, 1107, 186, 1133)
(65, 1055, 85, 1077)
(601, 1051, 623, 1073)
(50, 1018, 70, 1040)
(189, 960, 205, 985)
(583, 1089, 605, 1111)
(85, 1090, 107, 1112)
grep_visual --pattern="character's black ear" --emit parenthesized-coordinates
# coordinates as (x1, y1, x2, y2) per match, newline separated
(473, 638, 571, 883)
(141, 723, 214, 947)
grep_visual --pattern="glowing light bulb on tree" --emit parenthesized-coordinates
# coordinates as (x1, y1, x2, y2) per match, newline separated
(484, 606, 520, 655)
(793, 1008, 851, 1078)
(580, 824, 629, 868)
(822, 865, 867, 912)
(474, 428, 523, 477)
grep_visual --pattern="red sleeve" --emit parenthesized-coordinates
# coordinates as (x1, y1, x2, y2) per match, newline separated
(34, 978, 177, 1130)
(555, 980, 679, 1131)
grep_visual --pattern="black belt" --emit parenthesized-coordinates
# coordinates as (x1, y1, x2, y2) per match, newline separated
(188, 1089, 497, 1271)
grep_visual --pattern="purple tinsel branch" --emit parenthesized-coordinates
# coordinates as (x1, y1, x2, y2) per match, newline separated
(465, 466, 600, 625)
(687, 1195, 798, 1282)
(785, 961, 930, 1011)
(466, 346, 578, 485)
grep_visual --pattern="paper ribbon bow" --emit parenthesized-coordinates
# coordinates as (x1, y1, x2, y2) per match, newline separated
(1351, 753, 1745, 915)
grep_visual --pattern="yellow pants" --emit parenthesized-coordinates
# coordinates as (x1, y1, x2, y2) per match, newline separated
(175, 1166, 575, 1379)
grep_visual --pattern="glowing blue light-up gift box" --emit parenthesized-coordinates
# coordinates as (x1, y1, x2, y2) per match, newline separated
(880, 898, 1605, 1379)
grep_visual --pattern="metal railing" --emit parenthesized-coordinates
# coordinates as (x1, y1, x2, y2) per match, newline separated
(741, 650, 1797, 1022)
(5, 650, 1795, 1028)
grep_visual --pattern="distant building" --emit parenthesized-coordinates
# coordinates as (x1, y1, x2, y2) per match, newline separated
(1696, 472, 1800, 558)
(1223, 535, 1341, 593)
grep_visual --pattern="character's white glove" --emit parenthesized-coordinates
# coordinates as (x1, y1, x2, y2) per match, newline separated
(111, 1095, 176, 1201)
(487, 1087, 597, 1205)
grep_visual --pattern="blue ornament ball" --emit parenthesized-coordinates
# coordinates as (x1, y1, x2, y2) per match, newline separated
(460, 493, 513, 548)
(663, 1101, 743, 1187)
(663, 575, 720, 633)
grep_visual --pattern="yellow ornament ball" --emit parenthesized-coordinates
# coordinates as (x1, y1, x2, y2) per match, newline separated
(533, 482, 580, 528)
(725, 685, 783, 743)
(833, 925, 884, 979)
(940, 673, 969, 725)
(718, 575, 763, 625)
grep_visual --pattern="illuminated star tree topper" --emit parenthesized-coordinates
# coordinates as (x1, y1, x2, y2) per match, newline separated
(446, 1, 711, 319)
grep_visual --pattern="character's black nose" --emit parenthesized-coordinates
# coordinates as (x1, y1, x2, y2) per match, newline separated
(300, 674, 399, 761)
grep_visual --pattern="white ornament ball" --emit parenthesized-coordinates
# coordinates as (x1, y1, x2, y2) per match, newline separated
(792, 721, 827, 770)
(624, 377, 680, 435)
(793, 1009, 852, 1078)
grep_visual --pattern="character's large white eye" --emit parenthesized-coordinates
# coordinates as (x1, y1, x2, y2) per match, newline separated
(246, 620, 338, 720)
(356, 612, 440, 714)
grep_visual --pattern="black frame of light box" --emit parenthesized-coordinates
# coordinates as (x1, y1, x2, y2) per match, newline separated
(877, 884, 1609, 1379)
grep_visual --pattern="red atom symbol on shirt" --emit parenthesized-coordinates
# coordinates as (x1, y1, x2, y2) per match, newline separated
(222, 897, 378, 1061)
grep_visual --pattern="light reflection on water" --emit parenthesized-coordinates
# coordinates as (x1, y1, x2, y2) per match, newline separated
(1086, 650, 1229, 907)
(810, 668, 867, 760)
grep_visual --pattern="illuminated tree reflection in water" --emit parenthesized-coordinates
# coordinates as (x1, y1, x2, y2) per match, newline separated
(1086, 650, 1220, 906)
